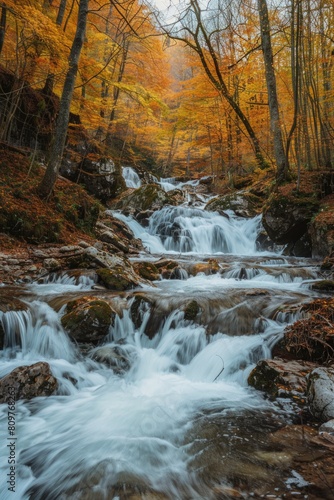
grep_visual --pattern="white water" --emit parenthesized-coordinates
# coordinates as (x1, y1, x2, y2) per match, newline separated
(122, 166, 142, 188)
(159, 176, 200, 192)
(112, 207, 264, 255)
(0, 303, 279, 499)
(0, 179, 322, 499)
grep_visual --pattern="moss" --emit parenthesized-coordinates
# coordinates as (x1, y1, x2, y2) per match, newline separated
(312, 280, 334, 292)
(61, 299, 114, 344)
(96, 267, 136, 291)
(184, 300, 200, 321)
(133, 262, 159, 281)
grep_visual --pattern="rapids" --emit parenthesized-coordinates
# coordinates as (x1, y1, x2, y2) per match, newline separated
(0, 179, 324, 499)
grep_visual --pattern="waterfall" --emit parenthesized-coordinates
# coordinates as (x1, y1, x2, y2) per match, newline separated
(159, 177, 200, 192)
(0, 178, 323, 499)
(122, 166, 142, 188)
(113, 207, 263, 255)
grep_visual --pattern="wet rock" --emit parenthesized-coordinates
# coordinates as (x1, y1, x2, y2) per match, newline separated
(61, 297, 116, 344)
(309, 196, 334, 258)
(183, 300, 200, 321)
(312, 280, 334, 292)
(111, 183, 178, 215)
(133, 261, 160, 281)
(130, 294, 153, 330)
(43, 258, 61, 271)
(205, 191, 260, 217)
(91, 345, 135, 374)
(306, 367, 334, 421)
(135, 210, 154, 227)
(262, 192, 319, 249)
(96, 266, 139, 291)
(187, 259, 220, 276)
(283, 232, 312, 258)
(248, 358, 317, 399)
(154, 258, 181, 279)
(0, 362, 58, 402)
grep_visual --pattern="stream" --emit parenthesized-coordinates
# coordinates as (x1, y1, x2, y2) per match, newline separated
(0, 172, 325, 499)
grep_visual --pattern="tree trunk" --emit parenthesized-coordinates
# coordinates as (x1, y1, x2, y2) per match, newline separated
(258, 0, 289, 183)
(0, 4, 7, 55)
(38, 0, 88, 199)
(56, 0, 67, 26)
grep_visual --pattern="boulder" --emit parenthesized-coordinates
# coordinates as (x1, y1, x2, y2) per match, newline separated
(0, 362, 58, 402)
(112, 183, 178, 215)
(309, 195, 334, 258)
(96, 266, 139, 291)
(248, 358, 317, 399)
(306, 367, 334, 421)
(61, 297, 116, 344)
(61, 157, 125, 203)
(205, 191, 260, 217)
(90, 345, 136, 374)
(133, 261, 160, 281)
(183, 300, 201, 321)
(262, 192, 319, 251)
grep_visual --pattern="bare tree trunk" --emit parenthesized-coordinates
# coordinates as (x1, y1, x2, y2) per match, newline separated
(0, 3, 7, 55)
(258, 0, 289, 184)
(38, 0, 88, 199)
(56, 0, 67, 26)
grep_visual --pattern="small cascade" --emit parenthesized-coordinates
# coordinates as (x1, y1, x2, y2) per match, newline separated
(0, 301, 77, 363)
(122, 166, 142, 188)
(158, 176, 200, 192)
(0, 169, 326, 498)
(148, 206, 262, 254)
(29, 272, 95, 294)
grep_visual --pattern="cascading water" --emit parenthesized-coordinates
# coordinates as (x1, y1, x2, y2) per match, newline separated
(122, 166, 142, 188)
(0, 176, 324, 499)
(112, 207, 263, 255)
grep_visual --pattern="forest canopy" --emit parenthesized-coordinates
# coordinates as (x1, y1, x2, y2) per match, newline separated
(0, 0, 333, 185)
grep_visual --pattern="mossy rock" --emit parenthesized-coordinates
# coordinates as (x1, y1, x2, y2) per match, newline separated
(312, 280, 334, 292)
(205, 191, 260, 217)
(112, 183, 177, 214)
(96, 267, 138, 291)
(61, 298, 115, 344)
(184, 300, 200, 321)
(130, 294, 153, 330)
(262, 192, 320, 246)
(133, 261, 160, 281)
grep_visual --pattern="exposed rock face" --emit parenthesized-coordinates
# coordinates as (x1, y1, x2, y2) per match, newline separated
(205, 191, 260, 217)
(61, 297, 116, 344)
(306, 367, 334, 422)
(262, 193, 319, 255)
(112, 183, 178, 215)
(248, 358, 317, 399)
(61, 157, 126, 203)
(0, 362, 58, 402)
(309, 195, 334, 258)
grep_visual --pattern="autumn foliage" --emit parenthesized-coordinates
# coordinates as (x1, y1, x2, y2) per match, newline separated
(0, 0, 333, 180)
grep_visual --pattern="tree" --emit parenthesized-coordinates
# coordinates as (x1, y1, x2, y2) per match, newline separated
(0, 3, 7, 55)
(156, 0, 270, 170)
(257, 0, 289, 183)
(38, 0, 89, 199)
